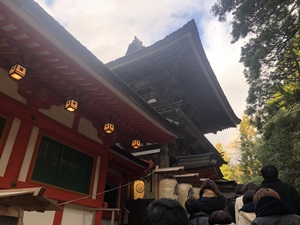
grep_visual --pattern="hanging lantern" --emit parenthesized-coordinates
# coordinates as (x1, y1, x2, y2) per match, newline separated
(8, 63, 27, 80)
(104, 123, 114, 134)
(132, 139, 141, 149)
(134, 180, 145, 199)
(65, 98, 78, 112)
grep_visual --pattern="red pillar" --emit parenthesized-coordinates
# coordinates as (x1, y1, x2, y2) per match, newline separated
(94, 211, 102, 225)
(52, 205, 65, 225)
(4, 120, 33, 180)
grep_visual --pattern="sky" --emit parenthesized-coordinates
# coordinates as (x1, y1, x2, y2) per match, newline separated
(34, 0, 248, 160)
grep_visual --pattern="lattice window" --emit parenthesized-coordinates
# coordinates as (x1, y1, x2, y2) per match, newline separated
(32, 136, 94, 194)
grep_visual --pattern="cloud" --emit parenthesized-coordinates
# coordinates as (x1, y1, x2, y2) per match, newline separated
(35, 0, 225, 62)
(34, 0, 248, 149)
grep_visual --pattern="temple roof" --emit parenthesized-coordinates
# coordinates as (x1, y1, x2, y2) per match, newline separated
(0, 0, 179, 146)
(0, 187, 60, 212)
(173, 153, 224, 179)
(107, 20, 240, 135)
(125, 36, 145, 55)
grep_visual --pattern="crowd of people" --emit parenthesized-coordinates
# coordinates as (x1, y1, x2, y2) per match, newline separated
(143, 164, 300, 225)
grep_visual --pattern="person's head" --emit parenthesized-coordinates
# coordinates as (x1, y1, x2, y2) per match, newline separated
(199, 179, 221, 197)
(260, 164, 278, 179)
(242, 190, 256, 204)
(185, 197, 201, 214)
(208, 210, 233, 225)
(240, 182, 257, 194)
(143, 198, 188, 225)
(253, 188, 280, 205)
(235, 184, 244, 195)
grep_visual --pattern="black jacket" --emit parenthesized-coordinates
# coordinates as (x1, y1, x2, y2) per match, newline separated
(188, 211, 209, 225)
(259, 178, 300, 215)
(198, 195, 227, 215)
(227, 194, 242, 223)
(251, 196, 300, 225)
(239, 202, 255, 213)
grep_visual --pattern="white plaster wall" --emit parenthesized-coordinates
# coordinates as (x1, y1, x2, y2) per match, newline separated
(39, 105, 74, 128)
(92, 156, 101, 200)
(18, 126, 39, 182)
(78, 117, 102, 144)
(61, 204, 94, 225)
(23, 210, 55, 225)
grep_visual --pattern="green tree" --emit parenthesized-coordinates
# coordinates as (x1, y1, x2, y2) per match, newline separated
(216, 142, 233, 180)
(211, 0, 300, 129)
(230, 164, 243, 184)
(236, 115, 261, 184)
(255, 104, 300, 191)
(211, 1, 300, 189)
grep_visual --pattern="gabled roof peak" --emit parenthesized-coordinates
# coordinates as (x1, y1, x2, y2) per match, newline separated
(125, 36, 145, 55)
